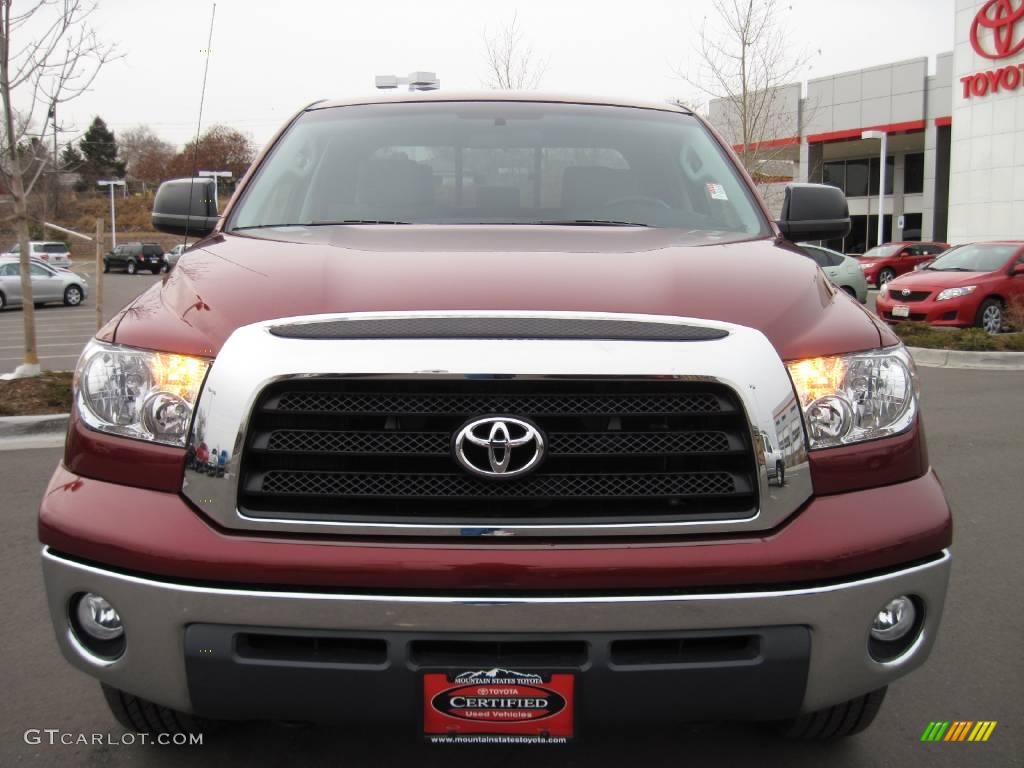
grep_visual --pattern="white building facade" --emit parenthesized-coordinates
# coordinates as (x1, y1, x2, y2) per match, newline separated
(707, 0, 1024, 252)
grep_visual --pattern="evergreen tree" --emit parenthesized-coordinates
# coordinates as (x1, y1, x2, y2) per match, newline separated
(75, 116, 125, 191)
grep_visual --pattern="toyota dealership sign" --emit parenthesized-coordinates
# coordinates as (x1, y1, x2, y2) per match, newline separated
(961, 0, 1024, 98)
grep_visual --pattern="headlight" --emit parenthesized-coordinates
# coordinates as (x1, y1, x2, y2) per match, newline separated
(74, 340, 211, 447)
(878, 283, 889, 296)
(936, 285, 976, 301)
(786, 346, 917, 449)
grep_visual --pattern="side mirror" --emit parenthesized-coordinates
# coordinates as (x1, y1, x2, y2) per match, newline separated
(777, 183, 851, 242)
(1011, 263, 1024, 276)
(152, 178, 218, 238)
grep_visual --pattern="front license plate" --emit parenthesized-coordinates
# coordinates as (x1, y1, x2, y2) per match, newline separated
(892, 305, 910, 318)
(423, 669, 574, 744)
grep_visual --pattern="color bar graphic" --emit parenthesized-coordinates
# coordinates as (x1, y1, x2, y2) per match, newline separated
(921, 721, 996, 742)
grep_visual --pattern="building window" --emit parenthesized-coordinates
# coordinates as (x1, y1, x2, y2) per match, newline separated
(822, 161, 845, 191)
(845, 159, 869, 197)
(819, 156, 895, 198)
(904, 153, 924, 195)
(901, 212, 922, 241)
(868, 156, 895, 196)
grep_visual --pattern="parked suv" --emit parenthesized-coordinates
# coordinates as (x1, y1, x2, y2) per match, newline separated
(6, 240, 72, 268)
(103, 242, 166, 274)
(40, 93, 952, 744)
(856, 241, 949, 287)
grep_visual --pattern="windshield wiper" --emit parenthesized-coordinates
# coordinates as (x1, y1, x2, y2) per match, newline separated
(531, 219, 651, 227)
(935, 267, 973, 271)
(233, 220, 410, 231)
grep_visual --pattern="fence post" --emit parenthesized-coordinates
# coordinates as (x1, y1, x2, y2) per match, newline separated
(95, 218, 104, 332)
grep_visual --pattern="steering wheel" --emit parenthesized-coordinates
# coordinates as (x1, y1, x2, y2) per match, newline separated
(604, 195, 672, 211)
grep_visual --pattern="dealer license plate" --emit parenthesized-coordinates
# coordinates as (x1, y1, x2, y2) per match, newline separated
(423, 669, 574, 744)
(892, 305, 910, 318)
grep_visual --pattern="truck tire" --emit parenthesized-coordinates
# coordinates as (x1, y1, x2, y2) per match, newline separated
(777, 687, 887, 740)
(101, 684, 220, 736)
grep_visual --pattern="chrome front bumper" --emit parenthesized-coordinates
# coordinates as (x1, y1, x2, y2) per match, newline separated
(42, 548, 951, 718)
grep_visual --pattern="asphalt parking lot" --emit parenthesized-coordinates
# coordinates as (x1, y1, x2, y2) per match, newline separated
(0, 269, 162, 372)
(1, 366, 1021, 767)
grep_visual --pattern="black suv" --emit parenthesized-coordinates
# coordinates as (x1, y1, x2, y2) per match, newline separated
(103, 242, 166, 274)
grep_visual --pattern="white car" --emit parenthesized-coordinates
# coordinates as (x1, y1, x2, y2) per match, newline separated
(6, 240, 73, 268)
(0, 257, 88, 310)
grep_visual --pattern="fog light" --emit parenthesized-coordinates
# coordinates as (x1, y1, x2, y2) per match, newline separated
(871, 596, 915, 642)
(76, 593, 124, 641)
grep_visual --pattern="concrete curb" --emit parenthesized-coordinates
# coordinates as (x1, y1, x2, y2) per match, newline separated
(908, 347, 1024, 371)
(0, 413, 69, 438)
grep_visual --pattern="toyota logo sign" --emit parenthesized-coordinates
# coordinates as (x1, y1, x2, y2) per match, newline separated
(971, 0, 1024, 60)
(453, 416, 545, 479)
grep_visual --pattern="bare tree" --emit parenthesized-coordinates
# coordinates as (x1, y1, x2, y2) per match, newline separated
(0, 0, 117, 377)
(120, 124, 175, 193)
(679, 0, 815, 187)
(482, 12, 547, 90)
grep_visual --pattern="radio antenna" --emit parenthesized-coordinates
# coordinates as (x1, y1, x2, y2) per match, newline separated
(184, 2, 217, 244)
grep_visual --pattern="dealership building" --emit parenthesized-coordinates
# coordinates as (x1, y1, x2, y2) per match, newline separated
(708, 0, 1024, 253)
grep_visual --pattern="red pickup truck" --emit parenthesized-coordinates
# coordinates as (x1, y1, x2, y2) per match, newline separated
(39, 93, 951, 744)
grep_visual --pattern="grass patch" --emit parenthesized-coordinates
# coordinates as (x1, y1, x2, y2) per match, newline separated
(893, 323, 1024, 352)
(0, 371, 73, 416)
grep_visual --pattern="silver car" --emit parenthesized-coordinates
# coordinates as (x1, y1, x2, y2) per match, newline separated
(798, 244, 869, 303)
(0, 257, 88, 310)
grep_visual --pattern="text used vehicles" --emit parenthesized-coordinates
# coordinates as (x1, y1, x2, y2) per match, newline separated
(798, 243, 869, 303)
(856, 242, 949, 287)
(876, 241, 1024, 333)
(39, 93, 952, 745)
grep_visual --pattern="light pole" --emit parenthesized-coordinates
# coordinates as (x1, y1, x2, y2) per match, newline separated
(198, 170, 232, 207)
(861, 130, 888, 248)
(97, 180, 126, 247)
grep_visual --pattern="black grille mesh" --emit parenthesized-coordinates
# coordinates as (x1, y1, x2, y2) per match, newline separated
(238, 379, 757, 525)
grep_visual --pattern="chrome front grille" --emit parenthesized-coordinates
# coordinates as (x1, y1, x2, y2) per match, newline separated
(237, 379, 758, 524)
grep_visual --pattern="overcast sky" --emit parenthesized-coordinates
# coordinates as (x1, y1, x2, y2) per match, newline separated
(37, 0, 954, 153)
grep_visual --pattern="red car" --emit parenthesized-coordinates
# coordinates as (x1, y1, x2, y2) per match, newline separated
(877, 241, 1024, 333)
(39, 93, 952, 743)
(857, 241, 949, 287)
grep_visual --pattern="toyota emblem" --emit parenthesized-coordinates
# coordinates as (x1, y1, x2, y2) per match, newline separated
(453, 417, 545, 479)
(901, 289, 911, 297)
(971, 0, 1024, 60)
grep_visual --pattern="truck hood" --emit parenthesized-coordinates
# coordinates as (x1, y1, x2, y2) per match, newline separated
(108, 226, 889, 362)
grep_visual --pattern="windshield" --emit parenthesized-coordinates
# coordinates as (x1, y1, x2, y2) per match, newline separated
(926, 243, 1018, 272)
(861, 245, 901, 258)
(41, 243, 69, 253)
(228, 102, 768, 238)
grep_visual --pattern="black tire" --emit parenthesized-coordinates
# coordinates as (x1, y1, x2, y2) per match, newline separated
(34, 302, 45, 309)
(101, 684, 220, 737)
(127, 261, 137, 275)
(975, 297, 1003, 335)
(103, 260, 110, 273)
(841, 285, 857, 298)
(878, 268, 896, 287)
(776, 461, 785, 486)
(64, 285, 84, 306)
(0, 291, 5, 310)
(778, 687, 887, 740)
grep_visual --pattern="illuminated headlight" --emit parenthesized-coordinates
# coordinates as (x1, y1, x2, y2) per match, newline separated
(74, 340, 211, 447)
(787, 346, 917, 449)
(936, 285, 976, 301)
